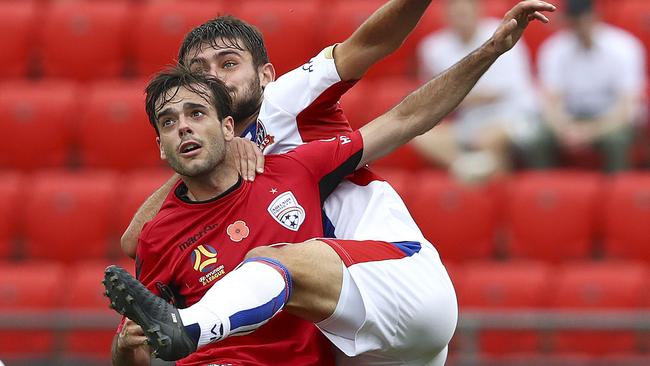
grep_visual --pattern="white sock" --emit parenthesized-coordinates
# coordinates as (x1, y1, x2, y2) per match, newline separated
(178, 257, 292, 348)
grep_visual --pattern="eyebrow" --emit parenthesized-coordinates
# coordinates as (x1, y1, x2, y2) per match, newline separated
(189, 49, 243, 65)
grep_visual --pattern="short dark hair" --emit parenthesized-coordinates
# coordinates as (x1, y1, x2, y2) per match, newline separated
(178, 15, 269, 68)
(565, 0, 593, 17)
(145, 65, 233, 135)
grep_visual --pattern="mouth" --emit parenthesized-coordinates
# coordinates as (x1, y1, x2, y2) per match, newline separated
(178, 140, 203, 158)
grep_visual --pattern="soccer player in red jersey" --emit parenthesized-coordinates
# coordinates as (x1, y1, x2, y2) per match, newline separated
(106, 2, 556, 365)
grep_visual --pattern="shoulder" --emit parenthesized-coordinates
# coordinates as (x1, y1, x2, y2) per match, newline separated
(600, 24, 645, 56)
(539, 30, 573, 59)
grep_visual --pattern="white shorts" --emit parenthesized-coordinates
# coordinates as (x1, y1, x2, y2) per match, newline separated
(317, 239, 458, 365)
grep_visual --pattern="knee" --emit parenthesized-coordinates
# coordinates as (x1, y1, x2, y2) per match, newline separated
(244, 245, 282, 261)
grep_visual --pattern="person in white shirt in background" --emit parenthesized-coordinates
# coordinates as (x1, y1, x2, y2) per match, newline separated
(536, 0, 646, 172)
(415, 0, 540, 183)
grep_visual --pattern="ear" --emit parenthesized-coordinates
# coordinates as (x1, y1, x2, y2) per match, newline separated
(222, 116, 235, 141)
(259, 62, 276, 87)
(156, 136, 167, 161)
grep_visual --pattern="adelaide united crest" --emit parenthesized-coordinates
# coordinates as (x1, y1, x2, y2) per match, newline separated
(267, 191, 306, 231)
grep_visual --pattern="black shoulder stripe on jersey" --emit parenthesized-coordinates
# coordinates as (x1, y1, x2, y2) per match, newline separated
(318, 149, 363, 206)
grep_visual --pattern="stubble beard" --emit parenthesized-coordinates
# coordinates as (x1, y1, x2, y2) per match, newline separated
(230, 74, 263, 125)
(165, 139, 226, 178)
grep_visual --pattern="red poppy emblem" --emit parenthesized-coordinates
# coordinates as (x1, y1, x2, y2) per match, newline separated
(227, 220, 250, 242)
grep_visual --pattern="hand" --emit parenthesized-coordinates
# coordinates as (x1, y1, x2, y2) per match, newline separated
(117, 318, 149, 351)
(230, 137, 264, 181)
(491, 1, 556, 55)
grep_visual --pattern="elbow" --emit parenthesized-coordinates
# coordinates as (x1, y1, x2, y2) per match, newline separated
(120, 230, 137, 259)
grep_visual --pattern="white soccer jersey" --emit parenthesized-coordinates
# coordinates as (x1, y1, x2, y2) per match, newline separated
(245, 46, 433, 247)
(243, 47, 457, 365)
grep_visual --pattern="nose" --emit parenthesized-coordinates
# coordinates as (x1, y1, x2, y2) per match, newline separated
(177, 116, 193, 137)
(208, 63, 221, 79)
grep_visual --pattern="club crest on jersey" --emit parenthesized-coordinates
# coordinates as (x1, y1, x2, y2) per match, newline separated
(255, 120, 275, 152)
(267, 191, 306, 231)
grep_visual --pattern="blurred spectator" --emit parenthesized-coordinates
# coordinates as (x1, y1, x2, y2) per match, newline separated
(415, 0, 540, 183)
(535, 0, 646, 173)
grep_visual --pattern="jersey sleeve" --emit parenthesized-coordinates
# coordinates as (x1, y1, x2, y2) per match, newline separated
(260, 46, 357, 153)
(287, 130, 364, 203)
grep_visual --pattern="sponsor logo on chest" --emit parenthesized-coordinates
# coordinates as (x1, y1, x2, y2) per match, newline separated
(267, 191, 306, 231)
(189, 244, 225, 286)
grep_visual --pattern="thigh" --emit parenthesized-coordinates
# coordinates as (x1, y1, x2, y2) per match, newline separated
(318, 239, 458, 362)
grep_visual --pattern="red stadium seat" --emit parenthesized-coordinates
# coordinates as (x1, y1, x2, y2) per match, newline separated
(0, 173, 22, 259)
(131, 1, 229, 77)
(115, 170, 174, 235)
(406, 172, 500, 261)
(457, 261, 551, 354)
(63, 260, 122, 359)
(39, 1, 130, 80)
(0, 261, 64, 358)
(321, 0, 418, 79)
(0, 81, 77, 170)
(608, 0, 650, 74)
(603, 173, 650, 262)
(233, 0, 321, 77)
(22, 171, 118, 263)
(77, 80, 163, 170)
(550, 261, 649, 355)
(505, 172, 603, 262)
(361, 78, 429, 170)
(0, 1, 37, 78)
(339, 79, 372, 130)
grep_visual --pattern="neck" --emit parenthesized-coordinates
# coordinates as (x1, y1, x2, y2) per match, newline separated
(181, 148, 239, 201)
(234, 111, 260, 137)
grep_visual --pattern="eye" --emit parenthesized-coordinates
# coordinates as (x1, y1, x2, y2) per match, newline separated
(191, 110, 204, 118)
(223, 60, 237, 69)
(160, 118, 175, 128)
(189, 62, 206, 73)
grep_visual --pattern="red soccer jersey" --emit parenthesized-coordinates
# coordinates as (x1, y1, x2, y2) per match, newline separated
(136, 131, 364, 366)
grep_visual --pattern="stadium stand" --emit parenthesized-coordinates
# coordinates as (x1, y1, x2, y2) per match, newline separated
(22, 171, 118, 263)
(550, 261, 649, 355)
(0, 172, 22, 259)
(0, 1, 37, 78)
(233, 0, 321, 76)
(455, 261, 551, 354)
(0, 80, 77, 170)
(39, 1, 130, 80)
(603, 173, 650, 262)
(0, 261, 64, 359)
(0, 0, 648, 364)
(76, 79, 162, 170)
(130, 0, 229, 77)
(505, 171, 604, 262)
(406, 171, 501, 261)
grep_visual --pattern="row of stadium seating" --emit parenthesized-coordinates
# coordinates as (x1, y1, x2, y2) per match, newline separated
(0, 169, 648, 263)
(2, 77, 648, 171)
(2, 0, 650, 80)
(0, 259, 648, 360)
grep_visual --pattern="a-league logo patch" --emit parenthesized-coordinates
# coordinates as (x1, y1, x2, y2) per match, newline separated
(267, 191, 306, 231)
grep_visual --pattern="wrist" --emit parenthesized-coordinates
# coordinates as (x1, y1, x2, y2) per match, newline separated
(479, 38, 503, 60)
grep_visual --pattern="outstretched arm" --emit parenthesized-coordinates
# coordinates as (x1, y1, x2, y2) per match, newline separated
(359, 1, 555, 166)
(334, 0, 431, 80)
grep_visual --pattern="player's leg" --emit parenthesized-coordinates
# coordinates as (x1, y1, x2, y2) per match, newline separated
(103, 239, 346, 361)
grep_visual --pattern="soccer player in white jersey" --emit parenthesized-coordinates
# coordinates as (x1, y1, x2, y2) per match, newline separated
(120, 0, 434, 257)
(110, 1, 556, 365)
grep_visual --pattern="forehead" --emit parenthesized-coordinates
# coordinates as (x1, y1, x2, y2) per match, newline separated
(186, 37, 253, 62)
(156, 85, 213, 112)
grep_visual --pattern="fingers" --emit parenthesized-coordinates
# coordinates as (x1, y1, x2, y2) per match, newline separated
(528, 11, 550, 23)
(242, 140, 261, 181)
(235, 139, 251, 181)
(253, 143, 265, 175)
(119, 319, 149, 349)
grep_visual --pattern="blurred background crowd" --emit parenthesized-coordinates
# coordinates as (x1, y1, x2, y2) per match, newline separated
(0, 0, 648, 365)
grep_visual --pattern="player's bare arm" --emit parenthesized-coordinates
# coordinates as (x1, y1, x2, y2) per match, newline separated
(121, 173, 179, 258)
(358, 0, 555, 167)
(333, 0, 431, 80)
